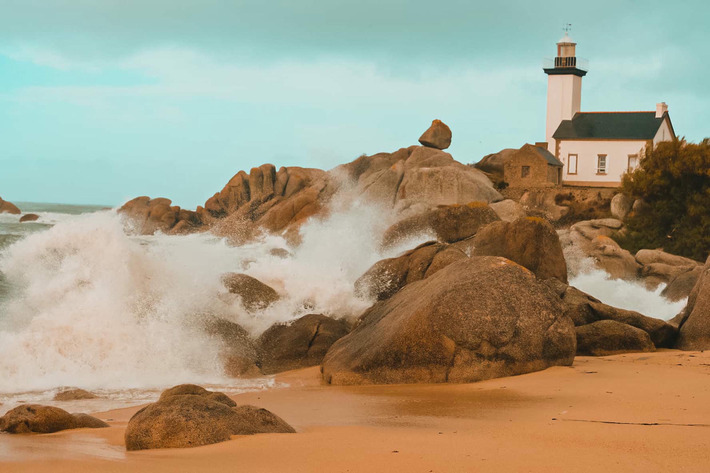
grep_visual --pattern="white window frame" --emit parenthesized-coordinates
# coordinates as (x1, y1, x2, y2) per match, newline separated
(568, 154, 578, 175)
(597, 154, 607, 174)
(627, 154, 638, 172)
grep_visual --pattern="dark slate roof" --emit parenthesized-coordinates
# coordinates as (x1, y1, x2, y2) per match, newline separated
(553, 112, 668, 140)
(534, 146, 564, 167)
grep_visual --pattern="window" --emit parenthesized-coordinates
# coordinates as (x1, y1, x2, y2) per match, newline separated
(628, 155, 638, 172)
(597, 155, 607, 174)
(568, 154, 578, 175)
(521, 166, 530, 178)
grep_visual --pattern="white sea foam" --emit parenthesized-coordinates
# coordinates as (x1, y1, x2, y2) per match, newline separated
(567, 257, 687, 321)
(0, 196, 409, 395)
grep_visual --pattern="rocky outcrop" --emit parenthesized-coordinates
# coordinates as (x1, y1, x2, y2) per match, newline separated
(221, 273, 280, 311)
(125, 385, 295, 450)
(675, 256, 710, 350)
(53, 388, 97, 401)
(634, 249, 703, 295)
(418, 119, 452, 150)
(119, 196, 204, 235)
(381, 203, 500, 248)
(610, 193, 633, 220)
(258, 314, 350, 374)
(19, 213, 39, 222)
(323, 256, 576, 385)
(0, 405, 108, 434)
(208, 165, 331, 244)
(576, 320, 655, 356)
(0, 197, 21, 215)
(202, 317, 262, 377)
(471, 217, 568, 283)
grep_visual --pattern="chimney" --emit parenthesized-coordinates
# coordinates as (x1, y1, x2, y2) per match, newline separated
(535, 142, 548, 149)
(656, 102, 668, 118)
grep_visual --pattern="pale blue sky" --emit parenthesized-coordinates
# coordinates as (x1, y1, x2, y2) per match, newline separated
(0, 0, 708, 207)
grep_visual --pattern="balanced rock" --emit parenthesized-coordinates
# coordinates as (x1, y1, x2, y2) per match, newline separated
(0, 405, 108, 434)
(418, 119, 452, 150)
(125, 385, 295, 450)
(54, 388, 97, 401)
(19, 213, 39, 222)
(0, 197, 21, 215)
(471, 217, 568, 282)
(221, 273, 280, 311)
(323, 256, 576, 385)
(258, 314, 350, 374)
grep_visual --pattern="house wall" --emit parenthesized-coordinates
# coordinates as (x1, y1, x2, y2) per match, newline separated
(545, 74, 582, 152)
(504, 149, 556, 188)
(558, 140, 647, 187)
(653, 118, 673, 145)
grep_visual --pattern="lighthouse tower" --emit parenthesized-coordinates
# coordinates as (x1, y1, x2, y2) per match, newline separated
(544, 31, 587, 153)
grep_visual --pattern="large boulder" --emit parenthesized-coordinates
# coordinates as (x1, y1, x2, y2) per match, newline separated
(0, 197, 21, 215)
(471, 217, 568, 283)
(338, 145, 502, 215)
(610, 193, 633, 220)
(381, 203, 500, 248)
(576, 320, 655, 356)
(323, 256, 576, 385)
(0, 405, 108, 434)
(418, 119, 452, 150)
(676, 256, 710, 350)
(221, 273, 281, 311)
(258, 314, 350, 374)
(354, 242, 467, 301)
(125, 385, 295, 450)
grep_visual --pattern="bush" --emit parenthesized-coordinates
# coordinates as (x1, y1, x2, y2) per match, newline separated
(614, 138, 710, 261)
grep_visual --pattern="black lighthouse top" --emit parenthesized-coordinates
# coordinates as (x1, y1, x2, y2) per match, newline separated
(543, 32, 588, 77)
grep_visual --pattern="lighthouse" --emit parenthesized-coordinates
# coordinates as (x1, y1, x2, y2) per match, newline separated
(543, 30, 588, 153)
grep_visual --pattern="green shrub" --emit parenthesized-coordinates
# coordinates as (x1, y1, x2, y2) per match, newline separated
(614, 138, 710, 261)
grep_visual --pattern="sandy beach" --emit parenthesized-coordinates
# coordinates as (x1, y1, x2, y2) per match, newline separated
(1, 350, 709, 472)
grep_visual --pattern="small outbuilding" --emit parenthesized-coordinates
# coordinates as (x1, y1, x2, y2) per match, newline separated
(503, 143, 564, 188)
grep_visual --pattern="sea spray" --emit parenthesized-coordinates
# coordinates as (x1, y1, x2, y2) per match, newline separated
(0, 197, 421, 394)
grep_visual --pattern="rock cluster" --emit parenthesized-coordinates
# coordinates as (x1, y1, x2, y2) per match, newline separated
(124, 384, 295, 450)
(118, 197, 204, 235)
(545, 279, 677, 355)
(0, 405, 108, 434)
(53, 388, 97, 401)
(0, 197, 21, 215)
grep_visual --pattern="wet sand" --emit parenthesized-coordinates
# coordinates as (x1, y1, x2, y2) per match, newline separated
(2, 350, 710, 472)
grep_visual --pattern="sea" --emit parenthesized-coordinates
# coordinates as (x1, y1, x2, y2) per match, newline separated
(0, 201, 689, 415)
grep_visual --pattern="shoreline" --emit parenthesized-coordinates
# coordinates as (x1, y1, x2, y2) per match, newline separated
(2, 350, 710, 472)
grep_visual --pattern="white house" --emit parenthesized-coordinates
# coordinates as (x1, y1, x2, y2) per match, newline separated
(543, 33, 675, 187)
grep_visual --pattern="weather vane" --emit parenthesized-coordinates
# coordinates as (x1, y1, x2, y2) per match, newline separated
(563, 23, 572, 34)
